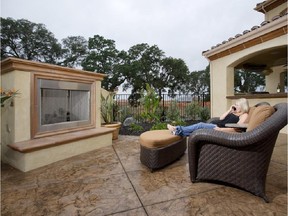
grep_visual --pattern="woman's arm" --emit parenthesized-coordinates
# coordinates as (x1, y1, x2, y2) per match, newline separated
(219, 106, 234, 120)
(237, 113, 248, 124)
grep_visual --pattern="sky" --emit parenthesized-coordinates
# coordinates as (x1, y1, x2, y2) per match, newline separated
(1, 0, 264, 72)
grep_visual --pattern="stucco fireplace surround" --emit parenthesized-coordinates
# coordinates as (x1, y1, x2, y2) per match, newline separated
(1, 58, 114, 172)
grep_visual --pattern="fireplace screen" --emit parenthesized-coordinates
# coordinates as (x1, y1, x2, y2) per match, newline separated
(38, 79, 91, 133)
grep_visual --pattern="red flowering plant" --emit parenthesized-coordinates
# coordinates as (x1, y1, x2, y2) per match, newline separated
(0, 88, 20, 107)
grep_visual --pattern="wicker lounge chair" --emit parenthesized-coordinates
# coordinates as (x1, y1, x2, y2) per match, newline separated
(187, 103, 287, 202)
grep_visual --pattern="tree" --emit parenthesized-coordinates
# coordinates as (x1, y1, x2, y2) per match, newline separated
(234, 69, 265, 93)
(159, 57, 190, 96)
(186, 65, 210, 95)
(1, 17, 62, 64)
(61, 36, 88, 68)
(123, 43, 191, 97)
(0, 18, 203, 96)
(122, 43, 163, 94)
(81, 35, 126, 91)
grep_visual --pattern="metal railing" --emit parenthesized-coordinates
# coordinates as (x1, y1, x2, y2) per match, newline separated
(114, 92, 210, 122)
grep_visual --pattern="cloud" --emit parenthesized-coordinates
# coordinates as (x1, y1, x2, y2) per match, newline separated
(1, 0, 263, 71)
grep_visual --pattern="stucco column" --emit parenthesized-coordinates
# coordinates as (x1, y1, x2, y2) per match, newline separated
(266, 66, 284, 93)
(210, 62, 234, 117)
(226, 67, 235, 96)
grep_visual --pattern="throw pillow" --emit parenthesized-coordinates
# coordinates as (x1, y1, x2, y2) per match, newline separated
(244, 106, 256, 123)
(247, 105, 275, 131)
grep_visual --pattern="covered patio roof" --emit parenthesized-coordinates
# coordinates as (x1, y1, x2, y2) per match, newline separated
(234, 45, 287, 70)
(202, 13, 287, 69)
(255, 0, 287, 14)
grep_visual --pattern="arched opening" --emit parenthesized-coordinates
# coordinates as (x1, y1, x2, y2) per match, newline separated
(229, 45, 287, 94)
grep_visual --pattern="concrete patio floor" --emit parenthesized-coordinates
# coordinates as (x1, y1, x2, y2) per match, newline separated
(1, 133, 287, 215)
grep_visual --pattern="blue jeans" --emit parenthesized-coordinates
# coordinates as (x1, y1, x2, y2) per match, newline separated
(175, 122, 217, 136)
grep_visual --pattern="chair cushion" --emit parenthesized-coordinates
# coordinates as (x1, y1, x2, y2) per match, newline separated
(140, 130, 183, 148)
(245, 106, 256, 123)
(247, 105, 275, 131)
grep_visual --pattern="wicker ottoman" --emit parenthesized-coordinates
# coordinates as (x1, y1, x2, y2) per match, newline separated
(139, 130, 187, 172)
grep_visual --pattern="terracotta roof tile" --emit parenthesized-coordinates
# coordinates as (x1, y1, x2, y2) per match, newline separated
(260, 21, 270, 26)
(251, 25, 260, 30)
(203, 12, 287, 53)
(235, 33, 242, 38)
(271, 15, 281, 20)
(243, 30, 251, 34)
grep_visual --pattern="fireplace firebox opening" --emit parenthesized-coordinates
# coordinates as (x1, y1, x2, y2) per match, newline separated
(32, 77, 96, 138)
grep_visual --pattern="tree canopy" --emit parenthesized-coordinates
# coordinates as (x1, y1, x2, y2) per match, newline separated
(187, 65, 210, 95)
(2, 17, 266, 97)
(1, 17, 198, 94)
(234, 69, 265, 93)
(122, 43, 191, 96)
(1, 17, 62, 64)
(81, 35, 126, 91)
(61, 36, 88, 68)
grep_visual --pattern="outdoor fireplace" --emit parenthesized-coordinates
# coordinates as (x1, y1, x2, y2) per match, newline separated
(1, 58, 114, 172)
(32, 74, 97, 138)
(38, 79, 91, 133)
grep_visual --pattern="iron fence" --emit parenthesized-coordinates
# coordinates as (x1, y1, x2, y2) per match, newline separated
(114, 92, 210, 122)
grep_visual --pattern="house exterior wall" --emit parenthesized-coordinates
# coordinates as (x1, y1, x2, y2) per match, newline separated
(1, 70, 31, 143)
(266, 65, 284, 93)
(210, 34, 287, 116)
(265, 3, 287, 21)
(201, 1, 287, 135)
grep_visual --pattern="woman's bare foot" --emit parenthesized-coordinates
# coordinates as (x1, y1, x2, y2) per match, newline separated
(167, 124, 176, 132)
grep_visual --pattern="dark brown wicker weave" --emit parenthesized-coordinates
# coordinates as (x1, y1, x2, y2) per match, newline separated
(188, 103, 287, 202)
(140, 138, 186, 172)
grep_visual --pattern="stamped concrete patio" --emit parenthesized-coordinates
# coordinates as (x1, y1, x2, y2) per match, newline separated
(1, 133, 287, 215)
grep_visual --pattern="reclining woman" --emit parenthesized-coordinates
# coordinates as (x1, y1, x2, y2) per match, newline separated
(167, 98, 249, 136)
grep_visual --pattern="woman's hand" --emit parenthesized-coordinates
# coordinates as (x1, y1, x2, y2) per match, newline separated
(214, 126, 237, 133)
(229, 105, 236, 113)
(220, 105, 236, 120)
(214, 126, 222, 131)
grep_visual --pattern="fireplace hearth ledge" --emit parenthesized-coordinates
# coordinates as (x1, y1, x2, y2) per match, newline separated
(4, 127, 115, 172)
(9, 127, 115, 153)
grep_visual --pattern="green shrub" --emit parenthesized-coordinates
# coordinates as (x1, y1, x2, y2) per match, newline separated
(118, 106, 132, 123)
(166, 100, 181, 122)
(199, 107, 210, 121)
(150, 120, 186, 131)
(171, 120, 186, 126)
(128, 123, 144, 132)
(185, 102, 201, 120)
(150, 122, 167, 130)
(139, 83, 161, 123)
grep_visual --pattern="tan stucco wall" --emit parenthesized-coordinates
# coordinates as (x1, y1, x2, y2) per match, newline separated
(95, 81, 103, 128)
(1, 70, 31, 143)
(4, 133, 112, 172)
(1, 70, 32, 167)
(209, 34, 287, 117)
(265, 3, 287, 21)
(266, 65, 286, 93)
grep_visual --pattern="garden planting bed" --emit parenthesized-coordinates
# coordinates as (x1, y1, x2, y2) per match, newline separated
(119, 120, 199, 136)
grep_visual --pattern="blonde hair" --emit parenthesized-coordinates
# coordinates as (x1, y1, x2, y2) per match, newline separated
(236, 98, 249, 113)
